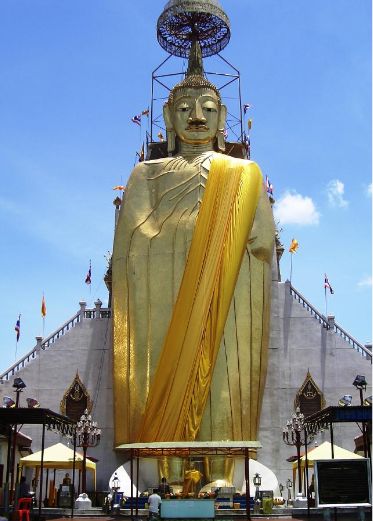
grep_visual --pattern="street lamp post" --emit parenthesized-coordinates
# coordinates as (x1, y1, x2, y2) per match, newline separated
(10, 378, 27, 503)
(253, 473, 261, 501)
(112, 473, 120, 493)
(353, 375, 370, 458)
(111, 473, 121, 513)
(283, 407, 308, 494)
(76, 410, 101, 493)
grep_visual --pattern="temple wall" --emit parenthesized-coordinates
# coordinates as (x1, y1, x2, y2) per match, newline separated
(259, 280, 372, 487)
(0, 314, 120, 491)
(0, 280, 371, 493)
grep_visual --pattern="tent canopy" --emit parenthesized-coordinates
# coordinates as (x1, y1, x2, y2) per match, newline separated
(292, 441, 363, 470)
(20, 442, 96, 473)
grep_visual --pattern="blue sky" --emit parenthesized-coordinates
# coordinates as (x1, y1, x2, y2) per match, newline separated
(1, 0, 371, 373)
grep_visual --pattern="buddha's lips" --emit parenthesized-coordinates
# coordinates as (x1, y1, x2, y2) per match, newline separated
(186, 124, 209, 131)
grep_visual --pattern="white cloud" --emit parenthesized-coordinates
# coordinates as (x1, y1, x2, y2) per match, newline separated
(274, 191, 320, 226)
(326, 179, 349, 207)
(357, 276, 372, 288)
(366, 183, 372, 197)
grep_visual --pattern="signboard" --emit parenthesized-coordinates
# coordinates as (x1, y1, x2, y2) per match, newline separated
(315, 459, 371, 507)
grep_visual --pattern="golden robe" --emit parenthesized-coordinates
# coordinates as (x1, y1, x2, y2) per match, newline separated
(112, 152, 275, 447)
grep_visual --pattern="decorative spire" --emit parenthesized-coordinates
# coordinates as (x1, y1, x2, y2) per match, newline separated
(168, 40, 220, 104)
(186, 41, 204, 77)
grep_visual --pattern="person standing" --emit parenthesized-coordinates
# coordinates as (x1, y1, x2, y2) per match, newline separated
(19, 476, 30, 498)
(148, 491, 162, 519)
(158, 477, 170, 497)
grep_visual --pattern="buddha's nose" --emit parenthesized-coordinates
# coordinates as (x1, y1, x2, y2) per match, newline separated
(188, 101, 206, 125)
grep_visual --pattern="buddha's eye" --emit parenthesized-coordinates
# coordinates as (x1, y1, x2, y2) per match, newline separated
(203, 103, 217, 113)
(177, 104, 190, 112)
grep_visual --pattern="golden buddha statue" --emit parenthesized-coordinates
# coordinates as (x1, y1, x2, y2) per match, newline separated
(112, 43, 275, 458)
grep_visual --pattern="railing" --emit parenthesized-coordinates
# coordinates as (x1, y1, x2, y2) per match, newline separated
(289, 284, 329, 328)
(84, 309, 111, 319)
(0, 305, 111, 381)
(42, 311, 81, 349)
(331, 322, 372, 361)
(288, 282, 372, 362)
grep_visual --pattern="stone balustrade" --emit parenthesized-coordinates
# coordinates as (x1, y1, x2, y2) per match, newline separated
(0, 301, 111, 381)
(287, 281, 372, 363)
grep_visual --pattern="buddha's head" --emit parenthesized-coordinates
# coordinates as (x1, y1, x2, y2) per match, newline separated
(163, 42, 227, 154)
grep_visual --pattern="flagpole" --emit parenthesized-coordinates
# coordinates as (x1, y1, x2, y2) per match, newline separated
(42, 316, 45, 338)
(290, 253, 293, 283)
(15, 339, 18, 361)
(324, 287, 328, 318)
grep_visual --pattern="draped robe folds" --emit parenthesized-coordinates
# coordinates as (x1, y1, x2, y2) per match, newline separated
(112, 152, 275, 447)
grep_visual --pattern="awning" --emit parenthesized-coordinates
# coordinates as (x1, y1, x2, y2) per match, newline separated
(304, 406, 372, 436)
(116, 440, 261, 457)
(291, 441, 363, 470)
(20, 442, 96, 486)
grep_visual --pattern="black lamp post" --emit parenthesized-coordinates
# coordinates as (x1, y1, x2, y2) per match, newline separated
(9, 378, 27, 503)
(112, 473, 120, 493)
(283, 407, 308, 494)
(76, 409, 101, 493)
(353, 375, 369, 458)
(111, 473, 121, 513)
(253, 472, 261, 500)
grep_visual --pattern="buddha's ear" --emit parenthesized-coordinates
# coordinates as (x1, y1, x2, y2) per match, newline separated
(218, 104, 227, 129)
(163, 102, 176, 155)
(217, 104, 227, 152)
(163, 102, 173, 130)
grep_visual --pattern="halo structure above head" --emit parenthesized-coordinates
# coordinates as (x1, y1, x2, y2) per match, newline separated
(157, 0, 231, 58)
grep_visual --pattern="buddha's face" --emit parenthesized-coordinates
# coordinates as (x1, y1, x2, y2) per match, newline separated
(168, 87, 223, 145)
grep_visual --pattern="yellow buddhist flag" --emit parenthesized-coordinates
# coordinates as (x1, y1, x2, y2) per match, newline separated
(289, 238, 299, 254)
(41, 294, 47, 317)
(113, 185, 125, 191)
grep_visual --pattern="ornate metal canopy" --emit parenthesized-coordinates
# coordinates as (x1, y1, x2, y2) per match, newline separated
(157, 0, 230, 58)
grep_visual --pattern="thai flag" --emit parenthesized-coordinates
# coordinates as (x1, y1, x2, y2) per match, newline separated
(131, 114, 141, 126)
(324, 274, 334, 294)
(15, 315, 21, 342)
(265, 175, 273, 195)
(85, 262, 92, 285)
